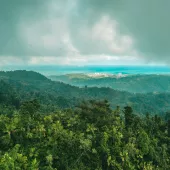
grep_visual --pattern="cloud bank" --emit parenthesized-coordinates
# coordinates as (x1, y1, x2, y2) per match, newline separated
(0, 0, 170, 65)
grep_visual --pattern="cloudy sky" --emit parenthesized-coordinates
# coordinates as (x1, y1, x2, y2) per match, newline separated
(0, 0, 170, 66)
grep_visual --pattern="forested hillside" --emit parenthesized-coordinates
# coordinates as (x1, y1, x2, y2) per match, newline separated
(0, 99, 169, 169)
(0, 70, 170, 169)
(49, 74, 170, 93)
(1, 71, 170, 115)
(0, 70, 48, 81)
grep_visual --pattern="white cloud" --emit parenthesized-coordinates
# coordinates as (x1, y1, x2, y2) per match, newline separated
(16, 0, 139, 65)
(27, 54, 143, 66)
(0, 54, 146, 66)
(0, 56, 27, 66)
(90, 15, 134, 55)
(1, 0, 170, 65)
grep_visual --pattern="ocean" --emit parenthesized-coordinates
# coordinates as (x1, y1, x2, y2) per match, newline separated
(2, 65, 170, 76)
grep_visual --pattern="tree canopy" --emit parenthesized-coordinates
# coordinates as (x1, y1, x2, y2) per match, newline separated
(0, 100, 169, 169)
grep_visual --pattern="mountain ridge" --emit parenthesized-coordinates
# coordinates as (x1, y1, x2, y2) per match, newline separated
(0, 70, 170, 115)
(49, 73, 170, 93)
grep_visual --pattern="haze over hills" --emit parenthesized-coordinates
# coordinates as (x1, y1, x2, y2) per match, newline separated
(0, 70, 170, 115)
(49, 73, 170, 93)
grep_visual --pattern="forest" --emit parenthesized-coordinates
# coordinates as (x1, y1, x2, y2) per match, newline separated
(0, 71, 170, 169)
(1, 70, 170, 115)
(0, 99, 170, 169)
(49, 74, 170, 93)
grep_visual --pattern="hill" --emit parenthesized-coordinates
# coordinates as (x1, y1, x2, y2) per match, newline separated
(0, 70, 49, 82)
(1, 70, 170, 115)
(49, 73, 170, 93)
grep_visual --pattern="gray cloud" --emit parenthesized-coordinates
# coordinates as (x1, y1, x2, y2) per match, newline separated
(0, 0, 42, 56)
(0, 0, 170, 64)
(83, 0, 170, 61)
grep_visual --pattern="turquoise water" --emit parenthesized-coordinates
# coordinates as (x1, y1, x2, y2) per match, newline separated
(2, 65, 170, 76)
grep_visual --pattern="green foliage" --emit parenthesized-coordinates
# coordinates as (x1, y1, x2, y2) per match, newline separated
(49, 74, 170, 93)
(0, 100, 169, 169)
(0, 71, 170, 169)
(2, 70, 170, 115)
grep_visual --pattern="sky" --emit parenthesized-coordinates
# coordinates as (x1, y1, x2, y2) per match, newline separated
(0, 0, 170, 66)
